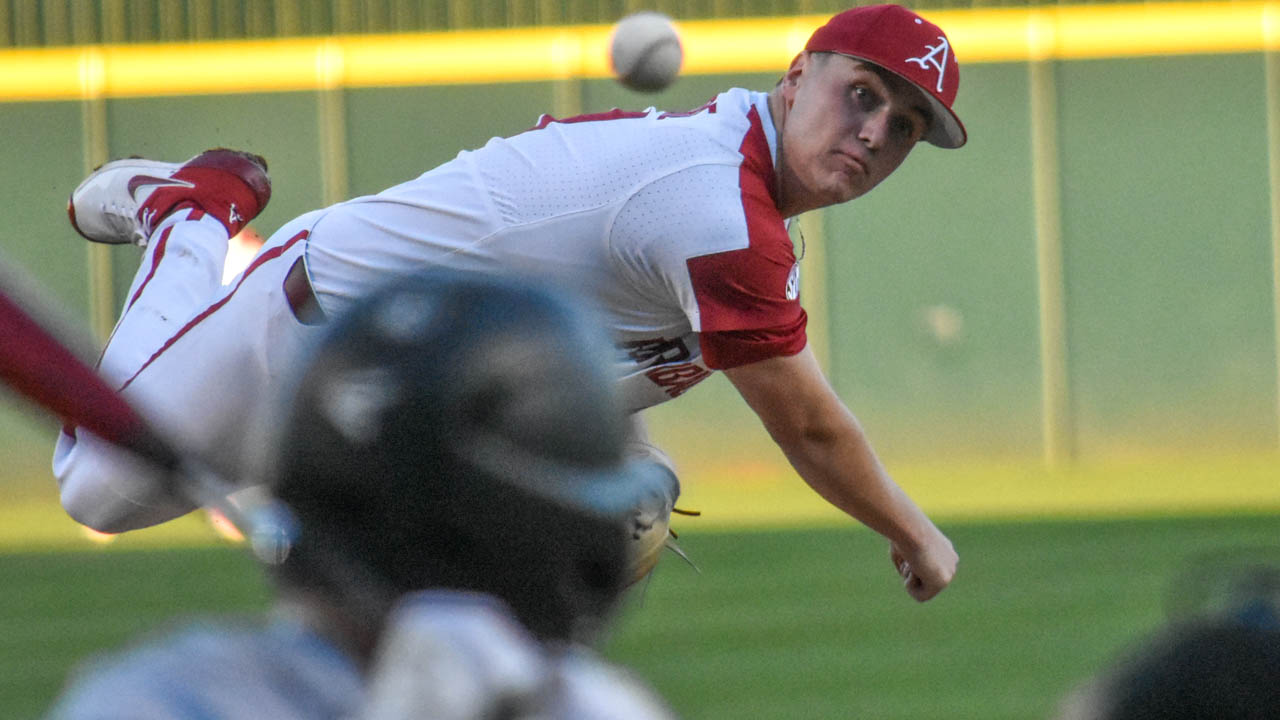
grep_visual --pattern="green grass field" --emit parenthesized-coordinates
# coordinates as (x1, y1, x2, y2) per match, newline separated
(6, 511, 1278, 719)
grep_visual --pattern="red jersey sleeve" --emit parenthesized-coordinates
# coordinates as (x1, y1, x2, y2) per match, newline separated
(686, 105, 807, 370)
(698, 311, 808, 369)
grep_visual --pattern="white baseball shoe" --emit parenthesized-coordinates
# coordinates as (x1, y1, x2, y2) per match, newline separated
(68, 148, 271, 247)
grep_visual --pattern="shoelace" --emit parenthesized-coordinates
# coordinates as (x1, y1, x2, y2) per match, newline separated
(664, 506, 701, 572)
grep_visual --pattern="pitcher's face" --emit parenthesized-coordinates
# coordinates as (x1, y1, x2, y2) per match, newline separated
(775, 53, 930, 216)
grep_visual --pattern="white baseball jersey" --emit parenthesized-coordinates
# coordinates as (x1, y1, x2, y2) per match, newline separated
(53, 88, 806, 530)
(361, 591, 676, 720)
(304, 87, 808, 412)
(49, 596, 674, 720)
(47, 616, 364, 720)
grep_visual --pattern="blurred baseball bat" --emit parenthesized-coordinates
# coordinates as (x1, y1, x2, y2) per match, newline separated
(0, 271, 294, 562)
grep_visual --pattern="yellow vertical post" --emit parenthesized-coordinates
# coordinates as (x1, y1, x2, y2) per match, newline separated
(551, 75, 582, 119)
(80, 47, 114, 343)
(1029, 54, 1073, 466)
(796, 210, 829, 373)
(551, 27, 582, 121)
(318, 41, 349, 206)
(1265, 40, 1280, 447)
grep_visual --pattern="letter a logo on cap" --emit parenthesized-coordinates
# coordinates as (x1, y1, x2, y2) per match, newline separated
(906, 35, 950, 93)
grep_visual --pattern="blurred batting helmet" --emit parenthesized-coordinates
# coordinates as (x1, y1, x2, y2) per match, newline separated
(267, 270, 666, 642)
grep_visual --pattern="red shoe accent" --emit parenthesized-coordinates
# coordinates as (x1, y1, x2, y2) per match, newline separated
(66, 198, 86, 239)
(138, 149, 271, 237)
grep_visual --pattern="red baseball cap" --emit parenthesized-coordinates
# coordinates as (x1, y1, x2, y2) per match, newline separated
(804, 4, 966, 148)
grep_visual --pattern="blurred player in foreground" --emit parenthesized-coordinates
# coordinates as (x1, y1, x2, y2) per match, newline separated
(1054, 620, 1280, 720)
(48, 272, 677, 720)
(56, 4, 963, 598)
(1054, 560, 1280, 720)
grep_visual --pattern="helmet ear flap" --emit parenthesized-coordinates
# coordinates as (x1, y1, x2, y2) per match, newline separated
(558, 542, 630, 639)
(480, 485, 631, 643)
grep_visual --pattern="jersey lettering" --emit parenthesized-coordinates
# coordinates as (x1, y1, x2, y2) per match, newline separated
(622, 337, 692, 367)
(645, 363, 712, 399)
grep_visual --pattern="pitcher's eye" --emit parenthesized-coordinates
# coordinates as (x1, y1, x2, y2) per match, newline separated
(852, 85, 878, 110)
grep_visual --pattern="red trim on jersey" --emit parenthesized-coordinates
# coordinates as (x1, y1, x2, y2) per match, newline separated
(533, 108, 647, 130)
(126, 225, 173, 315)
(533, 100, 718, 130)
(685, 105, 807, 370)
(658, 99, 717, 119)
(118, 229, 310, 392)
(123, 206, 208, 314)
(91, 223, 177, 368)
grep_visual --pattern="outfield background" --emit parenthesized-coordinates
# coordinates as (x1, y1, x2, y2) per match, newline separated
(1, 2, 1279, 718)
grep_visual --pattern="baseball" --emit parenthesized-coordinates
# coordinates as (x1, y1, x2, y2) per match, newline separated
(609, 11, 682, 92)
